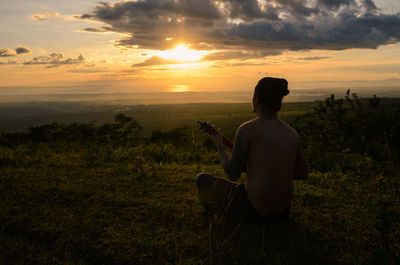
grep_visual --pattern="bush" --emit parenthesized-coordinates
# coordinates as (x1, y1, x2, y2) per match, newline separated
(293, 91, 399, 174)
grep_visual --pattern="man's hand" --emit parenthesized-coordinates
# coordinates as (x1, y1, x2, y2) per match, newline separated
(212, 128, 233, 179)
(212, 128, 224, 150)
(213, 126, 246, 181)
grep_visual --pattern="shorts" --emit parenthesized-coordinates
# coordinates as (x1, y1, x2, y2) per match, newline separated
(225, 184, 290, 223)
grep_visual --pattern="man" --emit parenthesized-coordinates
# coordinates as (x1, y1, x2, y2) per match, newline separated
(196, 77, 308, 222)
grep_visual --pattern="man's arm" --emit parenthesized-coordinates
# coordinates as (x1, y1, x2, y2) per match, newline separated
(213, 126, 247, 181)
(293, 143, 308, 180)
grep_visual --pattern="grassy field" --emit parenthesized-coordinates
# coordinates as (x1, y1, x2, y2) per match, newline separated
(0, 97, 399, 264)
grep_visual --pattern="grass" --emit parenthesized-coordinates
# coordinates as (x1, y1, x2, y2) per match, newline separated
(0, 99, 399, 264)
(0, 142, 398, 264)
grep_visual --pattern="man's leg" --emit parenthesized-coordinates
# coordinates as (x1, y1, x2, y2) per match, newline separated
(195, 173, 236, 211)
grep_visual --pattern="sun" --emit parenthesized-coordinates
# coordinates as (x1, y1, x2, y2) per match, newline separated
(158, 44, 207, 62)
(170, 84, 192, 92)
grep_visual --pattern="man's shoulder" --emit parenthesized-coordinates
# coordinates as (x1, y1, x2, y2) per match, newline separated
(237, 118, 258, 135)
(238, 118, 299, 140)
(240, 118, 258, 129)
(280, 119, 299, 134)
(233, 118, 258, 142)
(278, 119, 300, 142)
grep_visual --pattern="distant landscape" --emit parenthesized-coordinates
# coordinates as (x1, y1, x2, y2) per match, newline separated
(0, 101, 315, 135)
(1, 86, 399, 133)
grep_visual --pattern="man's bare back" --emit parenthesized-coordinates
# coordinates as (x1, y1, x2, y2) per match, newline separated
(196, 77, 307, 221)
(240, 116, 306, 216)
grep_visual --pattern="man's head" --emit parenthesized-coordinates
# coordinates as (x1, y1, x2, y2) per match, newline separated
(253, 77, 289, 113)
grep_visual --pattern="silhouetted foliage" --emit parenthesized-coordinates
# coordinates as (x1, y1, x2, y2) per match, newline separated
(0, 114, 143, 147)
(293, 91, 400, 174)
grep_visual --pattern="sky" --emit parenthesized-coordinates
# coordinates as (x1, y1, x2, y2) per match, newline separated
(0, 0, 400, 95)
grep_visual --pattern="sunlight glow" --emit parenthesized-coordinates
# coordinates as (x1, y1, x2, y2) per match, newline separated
(170, 84, 192, 92)
(166, 63, 204, 70)
(159, 44, 207, 62)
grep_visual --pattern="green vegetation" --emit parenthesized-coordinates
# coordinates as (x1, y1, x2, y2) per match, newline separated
(0, 93, 399, 264)
(0, 102, 315, 135)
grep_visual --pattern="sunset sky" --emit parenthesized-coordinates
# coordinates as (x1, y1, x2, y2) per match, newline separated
(1, 0, 400, 95)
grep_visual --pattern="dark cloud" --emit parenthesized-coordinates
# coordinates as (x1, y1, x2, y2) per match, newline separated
(24, 53, 85, 68)
(77, 0, 400, 52)
(0, 48, 17, 57)
(225, 12, 400, 50)
(15, 46, 31, 55)
(227, 0, 279, 21)
(277, 0, 319, 19)
(362, 0, 378, 13)
(73, 14, 93, 20)
(82, 26, 114, 33)
(132, 56, 182, 67)
(296, 56, 331, 60)
(317, 0, 355, 10)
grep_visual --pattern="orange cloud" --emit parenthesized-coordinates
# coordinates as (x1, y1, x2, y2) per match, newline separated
(31, 12, 60, 21)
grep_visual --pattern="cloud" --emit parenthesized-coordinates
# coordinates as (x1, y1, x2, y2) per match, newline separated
(31, 12, 60, 21)
(76, 0, 400, 52)
(0, 48, 17, 57)
(296, 56, 331, 60)
(36, 47, 47, 56)
(15, 46, 31, 55)
(68, 68, 108, 73)
(0, 60, 17, 65)
(23, 53, 85, 68)
(202, 50, 282, 61)
(118, 69, 141, 74)
(317, 0, 355, 10)
(132, 56, 183, 67)
(210, 61, 268, 68)
(81, 26, 114, 33)
(1, 46, 32, 57)
(321, 63, 400, 73)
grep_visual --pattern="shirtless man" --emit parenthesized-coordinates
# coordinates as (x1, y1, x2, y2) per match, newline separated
(196, 77, 308, 222)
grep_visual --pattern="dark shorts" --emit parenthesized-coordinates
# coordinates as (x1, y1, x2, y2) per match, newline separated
(225, 184, 290, 223)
